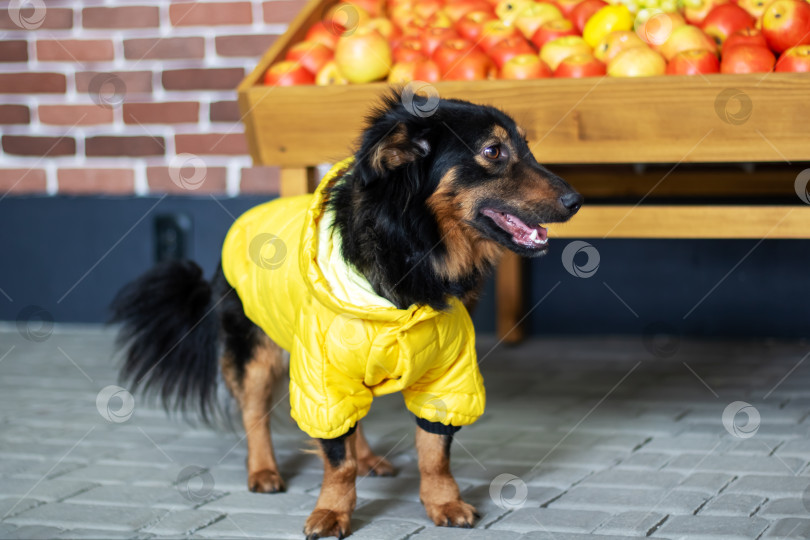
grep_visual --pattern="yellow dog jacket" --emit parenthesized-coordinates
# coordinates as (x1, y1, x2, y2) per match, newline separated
(222, 159, 485, 439)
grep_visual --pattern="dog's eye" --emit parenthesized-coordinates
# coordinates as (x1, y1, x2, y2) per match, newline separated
(482, 146, 500, 160)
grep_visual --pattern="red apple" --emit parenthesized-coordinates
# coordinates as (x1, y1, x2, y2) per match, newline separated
(334, 27, 392, 83)
(500, 53, 553, 78)
(571, 0, 608, 32)
(659, 25, 718, 60)
(422, 26, 460, 55)
(683, 0, 729, 25)
(390, 4, 418, 28)
(413, 58, 443, 81)
(607, 46, 667, 76)
(306, 21, 343, 49)
(444, 0, 494, 21)
(387, 60, 419, 82)
(513, 2, 565, 39)
(531, 18, 578, 49)
(553, 53, 607, 76)
(264, 61, 315, 86)
(593, 30, 645, 63)
(425, 10, 455, 28)
(285, 40, 334, 74)
(352, 0, 384, 17)
(540, 35, 591, 70)
(720, 44, 776, 72)
(776, 44, 810, 71)
(316, 60, 350, 84)
(701, 4, 755, 45)
(761, 0, 810, 53)
(723, 28, 768, 54)
(364, 17, 400, 40)
(433, 39, 477, 72)
(456, 10, 498, 41)
(479, 19, 522, 51)
(666, 48, 721, 73)
(495, 0, 534, 25)
(554, 0, 585, 18)
(393, 37, 427, 62)
(636, 11, 686, 47)
(443, 48, 494, 79)
(414, 0, 444, 19)
(488, 36, 536, 68)
(737, 0, 770, 19)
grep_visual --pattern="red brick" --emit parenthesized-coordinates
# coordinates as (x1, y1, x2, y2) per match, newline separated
(240, 166, 280, 195)
(210, 101, 241, 123)
(0, 7, 72, 30)
(0, 169, 47, 195)
(123, 102, 199, 124)
(75, 71, 152, 95)
(162, 68, 244, 91)
(86, 136, 165, 157)
(170, 2, 252, 26)
(0, 40, 28, 62)
(82, 6, 159, 29)
(124, 37, 204, 60)
(57, 169, 135, 195)
(215, 34, 278, 57)
(175, 133, 249, 155)
(0, 73, 66, 94)
(3, 136, 75, 157)
(39, 105, 113, 126)
(0, 105, 30, 124)
(263, 0, 306, 23)
(37, 39, 114, 62)
(147, 166, 227, 194)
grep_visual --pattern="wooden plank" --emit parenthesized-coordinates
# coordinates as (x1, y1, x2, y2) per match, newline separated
(553, 205, 810, 239)
(280, 166, 317, 197)
(496, 252, 524, 343)
(239, 73, 810, 167)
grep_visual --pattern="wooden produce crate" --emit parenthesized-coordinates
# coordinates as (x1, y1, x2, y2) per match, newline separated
(237, 0, 810, 341)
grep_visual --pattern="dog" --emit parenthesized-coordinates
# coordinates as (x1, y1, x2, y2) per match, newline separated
(111, 91, 582, 539)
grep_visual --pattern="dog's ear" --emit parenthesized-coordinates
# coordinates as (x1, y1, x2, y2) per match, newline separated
(368, 123, 430, 175)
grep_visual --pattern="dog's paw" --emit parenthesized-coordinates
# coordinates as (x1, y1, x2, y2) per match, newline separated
(303, 508, 351, 540)
(424, 500, 479, 528)
(248, 469, 286, 493)
(356, 454, 396, 477)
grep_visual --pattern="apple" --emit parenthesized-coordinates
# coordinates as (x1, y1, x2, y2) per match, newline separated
(531, 18, 578, 49)
(316, 60, 350, 84)
(393, 37, 427, 62)
(413, 58, 443, 81)
(433, 39, 477, 72)
(306, 22, 343, 50)
(723, 28, 768, 54)
(414, 0, 444, 19)
(425, 10, 455, 28)
(594, 30, 645, 63)
(456, 10, 498, 41)
(325, 2, 371, 34)
(387, 60, 418, 82)
(720, 44, 776, 72)
(635, 10, 686, 47)
(607, 46, 667, 76)
(443, 48, 494, 79)
(479, 19, 522, 50)
(776, 44, 810, 71)
(514, 2, 565, 38)
(390, 4, 418, 28)
(659, 25, 718, 60)
(444, 0, 494, 21)
(553, 0, 585, 18)
(500, 53, 553, 77)
(495, 0, 534, 25)
(334, 27, 392, 83)
(737, 0, 771, 19)
(582, 5, 633, 48)
(571, 0, 608, 32)
(364, 17, 400, 41)
(540, 35, 592, 70)
(761, 0, 810, 53)
(285, 40, 334, 74)
(488, 36, 536, 68)
(553, 53, 607, 76)
(422, 26, 460, 55)
(264, 61, 315, 85)
(351, 0, 384, 17)
(666, 48, 720, 73)
(683, 0, 729, 25)
(701, 4, 755, 45)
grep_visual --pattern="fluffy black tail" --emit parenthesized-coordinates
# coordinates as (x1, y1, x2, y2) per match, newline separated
(110, 260, 220, 423)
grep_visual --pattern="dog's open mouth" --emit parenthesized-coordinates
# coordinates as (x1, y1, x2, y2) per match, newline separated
(481, 208, 548, 250)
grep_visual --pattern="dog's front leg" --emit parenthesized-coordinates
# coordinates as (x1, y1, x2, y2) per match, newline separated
(416, 423, 479, 528)
(304, 429, 357, 540)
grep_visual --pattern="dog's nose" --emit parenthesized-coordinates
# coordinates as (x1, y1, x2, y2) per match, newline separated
(559, 192, 583, 213)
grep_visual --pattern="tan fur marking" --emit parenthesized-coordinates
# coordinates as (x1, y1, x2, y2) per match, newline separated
(304, 433, 358, 538)
(371, 124, 414, 174)
(355, 423, 396, 476)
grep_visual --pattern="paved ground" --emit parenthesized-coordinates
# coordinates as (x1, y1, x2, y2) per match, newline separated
(1, 324, 810, 539)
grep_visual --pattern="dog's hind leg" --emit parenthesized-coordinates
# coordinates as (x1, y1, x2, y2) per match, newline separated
(354, 422, 396, 477)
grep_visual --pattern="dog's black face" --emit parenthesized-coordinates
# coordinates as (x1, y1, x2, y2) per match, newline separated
(328, 92, 583, 310)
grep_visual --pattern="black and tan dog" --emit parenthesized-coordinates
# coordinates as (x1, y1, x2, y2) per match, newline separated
(111, 92, 582, 539)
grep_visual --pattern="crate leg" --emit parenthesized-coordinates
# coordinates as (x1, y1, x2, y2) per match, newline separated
(496, 251, 525, 343)
(280, 166, 317, 197)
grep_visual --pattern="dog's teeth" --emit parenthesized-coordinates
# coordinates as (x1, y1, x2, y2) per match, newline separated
(539, 238, 548, 245)
(529, 229, 539, 241)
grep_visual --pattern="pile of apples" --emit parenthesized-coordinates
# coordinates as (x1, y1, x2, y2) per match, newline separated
(263, 0, 810, 84)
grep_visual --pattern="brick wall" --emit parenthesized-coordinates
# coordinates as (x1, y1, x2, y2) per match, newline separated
(0, 0, 307, 197)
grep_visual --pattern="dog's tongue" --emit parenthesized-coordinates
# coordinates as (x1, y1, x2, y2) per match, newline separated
(482, 208, 548, 248)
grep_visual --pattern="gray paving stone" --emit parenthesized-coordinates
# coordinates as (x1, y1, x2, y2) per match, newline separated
(55, 528, 140, 539)
(666, 454, 804, 476)
(199, 491, 315, 515)
(0, 498, 43, 519)
(67, 484, 216, 509)
(616, 452, 672, 470)
(6, 502, 168, 532)
(488, 508, 610, 534)
(579, 469, 684, 490)
(525, 467, 594, 489)
(675, 473, 736, 495)
(653, 515, 770, 539)
(194, 511, 327, 539)
(57, 463, 185, 487)
(0, 525, 65, 539)
(699, 493, 766, 517)
(550, 486, 707, 514)
(762, 518, 810, 539)
(143, 509, 225, 536)
(725, 475, 810, 497)
(0, 479, 97, 503)
(758, 498, 810, 518)
(354, 500, 433, 525)
(349, 519, 423, 540)
(594, 510, 669, 536)
(518, 534, 652, 540)
(410, 527, 520, 539)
